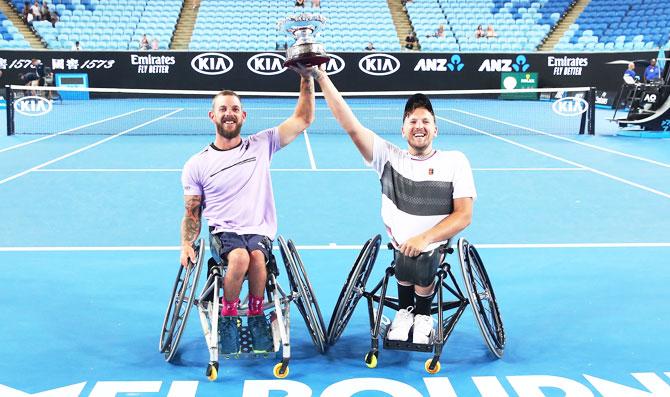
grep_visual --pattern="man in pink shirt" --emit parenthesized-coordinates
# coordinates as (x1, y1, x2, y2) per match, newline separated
(180, 65, 315, 354)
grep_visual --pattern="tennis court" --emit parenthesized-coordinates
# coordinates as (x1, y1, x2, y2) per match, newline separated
(0, 95, 669, 397)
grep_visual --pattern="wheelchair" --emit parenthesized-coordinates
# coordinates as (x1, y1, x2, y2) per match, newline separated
(159, 234, 327, 381)
(326, 234, 505, 374)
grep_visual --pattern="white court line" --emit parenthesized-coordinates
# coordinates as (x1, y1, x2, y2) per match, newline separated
(33, 167, 585, 173)
(32, 167, 586, 173)
(0, 109, 184, 186)
(436, 115, 670, 200)
(447, 108, 670, 168)
(0, 109, 147, 154)
(303, 130, 317, 170)
(1, 242, 670, 252)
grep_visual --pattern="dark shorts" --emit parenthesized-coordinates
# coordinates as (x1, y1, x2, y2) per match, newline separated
(214, 232, 273, 261)
(393, 248, 442, 287)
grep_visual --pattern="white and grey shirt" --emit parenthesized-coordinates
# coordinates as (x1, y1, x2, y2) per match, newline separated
(369, 134, 477, 251)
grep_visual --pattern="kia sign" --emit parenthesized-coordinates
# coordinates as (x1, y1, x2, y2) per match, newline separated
(247, 53, 287, 75)
(552, 97, 588, 116)
(358, 53, 400, 76)
(14, 96, 52, 116)
(191, 52, 233, 75)
(325, 53, 345, 75)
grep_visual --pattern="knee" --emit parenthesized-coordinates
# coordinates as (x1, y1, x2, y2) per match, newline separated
(248, 250, 267, 272)
(226, 249, 250, 277)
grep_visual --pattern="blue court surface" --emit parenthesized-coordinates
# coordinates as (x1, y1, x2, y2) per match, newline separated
(0, 99, 669, 397)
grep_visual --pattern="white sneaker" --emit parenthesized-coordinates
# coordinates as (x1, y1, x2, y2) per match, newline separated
(412, 314, 435, 344)
(386, 307, 414, 341)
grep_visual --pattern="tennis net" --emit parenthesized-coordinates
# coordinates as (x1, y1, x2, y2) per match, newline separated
(5, 85, 595, 136)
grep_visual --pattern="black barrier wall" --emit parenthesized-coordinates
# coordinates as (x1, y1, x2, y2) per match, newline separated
(0, 50, 661, 93)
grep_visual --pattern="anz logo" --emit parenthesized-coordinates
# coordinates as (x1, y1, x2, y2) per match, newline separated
(414, 54, 464, 72)
(14, 96, 52, 116)
(247, 53, 287, 75)
(662, 119, 670, 131)
(479, 55, 531, 72)
(191, 53, 234, 75)
(358, 53, 400, 76)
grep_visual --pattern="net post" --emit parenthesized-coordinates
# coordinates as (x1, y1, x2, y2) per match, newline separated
(5, 85, 14, 136)
(588, 87, 596, 135)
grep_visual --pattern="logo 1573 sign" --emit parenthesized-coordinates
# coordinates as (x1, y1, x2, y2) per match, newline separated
(358, 54, 400, 76)
(552, 96, 588, 116)
(191, 53, 234, 75)
(14, 96, 52, 116)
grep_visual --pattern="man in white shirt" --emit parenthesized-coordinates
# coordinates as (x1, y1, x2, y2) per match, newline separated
(312, 68, 476, 345)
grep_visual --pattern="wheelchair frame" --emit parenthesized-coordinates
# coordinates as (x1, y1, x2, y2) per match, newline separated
(326, 235, 505, 374)
(159, 235, 327, 381)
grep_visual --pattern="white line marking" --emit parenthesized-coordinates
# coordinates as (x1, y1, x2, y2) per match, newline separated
(0, 109, 184, 185)
(447, 108, 670, 168)
(303, 130, 317, 170)
(0, 109, 146, 154)
(1, 242, 669, 252)
(436, 115, 670, 199)
(33, 167, 585, 173)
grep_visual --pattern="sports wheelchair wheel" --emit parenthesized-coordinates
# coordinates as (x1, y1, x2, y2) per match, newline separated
(277, 236, 328, 353)
(326, 234, 382, 345)
(159, 238, 205, 362)
(458, 238, 505, 358)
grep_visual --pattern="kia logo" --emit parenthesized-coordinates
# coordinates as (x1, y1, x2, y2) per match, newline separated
(358, 54, 400, 76)
(247, 53, 287, 75)
(552, 97, 588, 117)
(14, 96, 52, 116)
(191, 53, 233, 75)
(325, 54, 345, 75)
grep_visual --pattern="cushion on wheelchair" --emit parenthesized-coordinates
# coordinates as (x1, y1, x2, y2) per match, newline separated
(393, 248, 441, 287)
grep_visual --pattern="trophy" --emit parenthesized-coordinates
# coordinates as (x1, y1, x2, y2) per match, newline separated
(281, 13, 330, 68)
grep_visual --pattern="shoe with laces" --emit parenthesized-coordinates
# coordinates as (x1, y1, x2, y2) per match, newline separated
(218, 316, 241, 354)
(412, 314, 435, 344)
(248, 315, 273, 352)
(386, 307, 415, 341)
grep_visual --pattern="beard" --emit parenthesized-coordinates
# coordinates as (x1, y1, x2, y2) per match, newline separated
(215, 118, 243, 139)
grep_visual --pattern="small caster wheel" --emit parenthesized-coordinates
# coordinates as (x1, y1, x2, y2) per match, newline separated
(273, 362, 289, 378)
(206, 361, 219, 381)
(364, 351, 378, 368)
(424, 358, 441, 374)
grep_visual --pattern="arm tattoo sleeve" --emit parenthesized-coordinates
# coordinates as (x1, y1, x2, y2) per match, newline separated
(181, 195, 202, 245)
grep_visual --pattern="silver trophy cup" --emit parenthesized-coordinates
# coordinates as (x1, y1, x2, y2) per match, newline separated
(281, 13, 330, 68)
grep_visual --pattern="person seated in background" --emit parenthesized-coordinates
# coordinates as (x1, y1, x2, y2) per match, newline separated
(365, 42, 376, 51)
(151, 38, 159, 50)
(71, 40, 82, 50)
(644, 58, 662, 83)
(139, 34, 150, 50)
(474, 24, 485, 39)
(295, 0, 305, 7)
(486, 24, 497, 38)
(30, 0, 41, 21)
(405, 31, 417, 50)
(623, 62, 639, 84)
(433, 24, 445, 38)
(311, 0, 320, 8)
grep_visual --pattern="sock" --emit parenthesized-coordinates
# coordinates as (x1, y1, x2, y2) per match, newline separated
(221, 297, 240, 316)
(248, 294, 264, 316)
(414, 289, 434, 316)
(397, 282, 415, 311)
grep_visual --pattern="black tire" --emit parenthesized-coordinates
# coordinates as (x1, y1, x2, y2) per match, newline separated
(326, 234, 381, 345)
(278, 236, 328, 353)
(458, 238, 505, 358)
(159, 238, 205, 362)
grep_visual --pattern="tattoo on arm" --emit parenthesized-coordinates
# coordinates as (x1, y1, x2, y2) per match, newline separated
(181, 195, 202, 245)
(301, 77, 314, 94)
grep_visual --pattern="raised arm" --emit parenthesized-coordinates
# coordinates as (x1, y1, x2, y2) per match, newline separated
(180, 194, 202, 267)
(277, 68, 316, 148)
(399, 197, 473, 257)
(312, 68, 376, 163)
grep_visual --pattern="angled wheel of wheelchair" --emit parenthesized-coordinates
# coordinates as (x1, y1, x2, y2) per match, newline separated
(159, 238, 205, 362)
(277, 236, 328, 353)
(458, 238, 506, 358)
(326, 234, 382, 345)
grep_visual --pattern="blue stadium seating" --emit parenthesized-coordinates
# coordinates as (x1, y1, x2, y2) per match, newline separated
(0, 10, 30, 48)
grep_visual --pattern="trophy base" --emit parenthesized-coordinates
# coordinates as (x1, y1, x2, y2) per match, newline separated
(284, 54, 330, 68)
